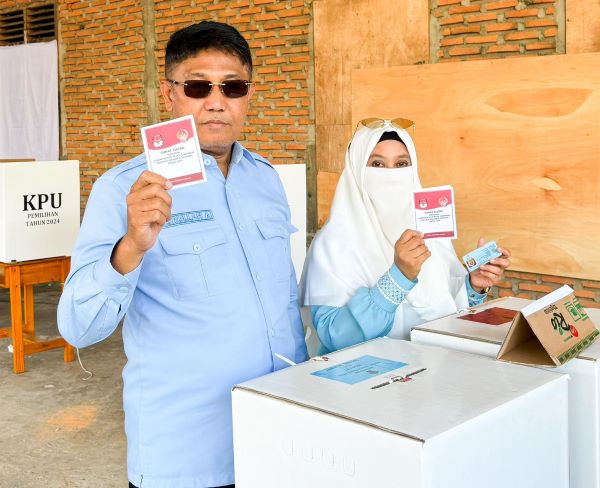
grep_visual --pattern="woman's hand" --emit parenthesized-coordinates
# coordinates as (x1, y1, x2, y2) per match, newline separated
(394, 229, 431, 281)
(468, 238, 511, 293)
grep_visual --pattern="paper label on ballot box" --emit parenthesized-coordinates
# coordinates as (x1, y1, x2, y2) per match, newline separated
(311, 355, 407, 384)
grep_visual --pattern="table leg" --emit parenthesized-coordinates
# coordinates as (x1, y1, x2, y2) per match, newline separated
(61, 258, 75, 363)
(8, 266, 25, 374)
(23, 285, 34, 335)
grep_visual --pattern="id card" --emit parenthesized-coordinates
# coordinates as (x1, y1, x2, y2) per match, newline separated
(413, 185, 457, 239)
(462, 240, 502, 272)
(141, 114, 207, 188)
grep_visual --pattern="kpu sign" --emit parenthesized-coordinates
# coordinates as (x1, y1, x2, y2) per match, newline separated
(0, 161, 80, 262)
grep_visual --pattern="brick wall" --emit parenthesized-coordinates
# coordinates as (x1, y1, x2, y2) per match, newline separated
(432, 0, 563, 62)
(153, 0, 312, 165)
(0, 0, 313, 206)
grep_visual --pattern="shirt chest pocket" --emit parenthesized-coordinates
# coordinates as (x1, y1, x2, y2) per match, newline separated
(158, 224, 238, 300)
(255, 218, 297, 282)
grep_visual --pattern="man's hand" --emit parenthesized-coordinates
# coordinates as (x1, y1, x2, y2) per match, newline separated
(111, 171, 173, 275)
(469, 237, 511, 293)
(393, 229, 431, 281)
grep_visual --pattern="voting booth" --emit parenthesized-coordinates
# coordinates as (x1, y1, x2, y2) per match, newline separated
(0, 160, 80, 262)
(233, 338, 568, 488)
(411, 297, 600, 488)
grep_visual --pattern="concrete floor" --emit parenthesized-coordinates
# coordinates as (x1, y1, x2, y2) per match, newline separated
(0, 285, 128, 487)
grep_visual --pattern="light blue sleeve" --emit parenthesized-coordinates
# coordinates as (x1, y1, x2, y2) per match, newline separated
(57, 176, 141, 348)
(289, 265, 309, 363)
(311, 265, 416, 354)
(465, 275, 487, 307)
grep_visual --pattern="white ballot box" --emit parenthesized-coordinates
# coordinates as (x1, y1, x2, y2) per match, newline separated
(233, 338, 568, 488)
(0, 160, 80, 262)
(411, 296, 600, 488)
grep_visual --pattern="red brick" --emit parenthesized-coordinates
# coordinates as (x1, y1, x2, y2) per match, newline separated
(439, 15, 464, 26)
(499, 290, 516, 298)
(505, 8, 540, 18)
(466, 13, 498, 23)
(437, 0, 462, 5)
(542, 275, 577, 286)
(525, 41, 555, 50)
(544, 27, 558, 37)
(505, 271, 539, 280)
(448, 46, 482, 56)
(449, 25, 481, 35)
(575, 290, 597, 300)
(487, 0, 518, 9)
(466, 34, 498, 44)
(441, 37, 464, 47)
(505, 30, 541, 40)
(518, 283, 556, 293)
(449, 5, 481, 14)
(524, 18, 557, 27)
(485, 22, 517, 32)
(582, 281, 600, 290)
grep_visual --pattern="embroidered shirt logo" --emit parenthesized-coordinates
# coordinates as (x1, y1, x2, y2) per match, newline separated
(164, 210, 214, 228)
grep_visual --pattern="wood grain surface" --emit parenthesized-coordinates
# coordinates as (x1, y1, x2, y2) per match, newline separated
(351, 53, 600, 279)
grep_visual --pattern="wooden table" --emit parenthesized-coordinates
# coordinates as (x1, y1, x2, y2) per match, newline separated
(0, 257, 75, 373)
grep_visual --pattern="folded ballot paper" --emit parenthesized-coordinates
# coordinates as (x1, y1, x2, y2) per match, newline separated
(497, 285, 600, 367)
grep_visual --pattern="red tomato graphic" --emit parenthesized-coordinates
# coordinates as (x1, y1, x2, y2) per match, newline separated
(570, 325, 579, 338)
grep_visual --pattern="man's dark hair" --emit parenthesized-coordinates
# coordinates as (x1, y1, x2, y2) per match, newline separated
(165, 21, 253, 78)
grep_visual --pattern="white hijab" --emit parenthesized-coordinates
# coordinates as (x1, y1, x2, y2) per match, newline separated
(300, 123, 468, 338)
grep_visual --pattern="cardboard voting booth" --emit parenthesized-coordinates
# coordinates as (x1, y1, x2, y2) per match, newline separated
(0, 160, 80, 262)
(233, 338, 568, 488)
(411, 296, 600, 488)
(497, 285, 599, 366)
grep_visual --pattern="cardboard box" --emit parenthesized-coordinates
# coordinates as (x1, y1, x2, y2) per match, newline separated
(498, 285, 599, 366)
(233, 338, 568, 488)
(411, 297, 600, 488)
(0, 160, 80, 262)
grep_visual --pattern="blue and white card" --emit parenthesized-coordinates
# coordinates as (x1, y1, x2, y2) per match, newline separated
(462, 240, 502, 272)
(311, 355, 407, 385)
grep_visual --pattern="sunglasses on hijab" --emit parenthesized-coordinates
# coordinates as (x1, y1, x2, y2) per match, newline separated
(349, 117, 416, 149)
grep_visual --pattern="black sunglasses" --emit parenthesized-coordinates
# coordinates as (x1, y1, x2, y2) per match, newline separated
(167, 79, 254, 99)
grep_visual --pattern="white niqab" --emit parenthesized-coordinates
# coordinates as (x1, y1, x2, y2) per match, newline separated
(300, 123, 468, 340)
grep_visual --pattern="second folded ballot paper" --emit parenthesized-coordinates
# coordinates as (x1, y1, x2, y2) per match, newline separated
(412, 185, 457, 239)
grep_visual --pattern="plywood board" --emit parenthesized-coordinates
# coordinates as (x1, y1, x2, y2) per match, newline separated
(314, 0, 428, 227)
(567, 0, 600, 54)
(352, 53, 600, 279)
(316, 171, 340, 228)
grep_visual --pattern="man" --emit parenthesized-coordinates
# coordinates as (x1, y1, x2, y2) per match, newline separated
(58, 21, 308, 488)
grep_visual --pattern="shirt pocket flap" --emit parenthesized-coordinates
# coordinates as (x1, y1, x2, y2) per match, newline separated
(159, 225, 227, 255)
(255, 218, 298, 240)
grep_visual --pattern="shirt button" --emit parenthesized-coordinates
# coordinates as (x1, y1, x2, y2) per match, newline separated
(238, 223, 245, 231)
(193, 243, 201, 252)
(119, 286, 129, 293)
(256, 272, 263, 281)
(204, 158, 211, 166)
(270, 328, 275, 337)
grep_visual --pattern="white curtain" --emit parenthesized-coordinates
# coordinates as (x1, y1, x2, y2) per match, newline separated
(0, 40, 58, 161)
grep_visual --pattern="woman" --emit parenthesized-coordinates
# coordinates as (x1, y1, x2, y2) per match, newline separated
(300, 119, 511, 354)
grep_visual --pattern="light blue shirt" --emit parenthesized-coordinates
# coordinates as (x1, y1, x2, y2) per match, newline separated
(312, 265, 486, 354)
(58, 143, 308, 488)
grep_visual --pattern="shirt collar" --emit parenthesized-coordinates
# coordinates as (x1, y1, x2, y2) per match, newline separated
(203, 141, 252, 167)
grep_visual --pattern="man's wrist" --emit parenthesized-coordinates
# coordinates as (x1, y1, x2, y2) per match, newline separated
(111, 235, 144, 275)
